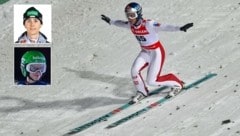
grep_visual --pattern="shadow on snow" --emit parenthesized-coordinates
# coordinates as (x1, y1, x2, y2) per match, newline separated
(63, 67, 135, 98)
(0, 96, 127, 113)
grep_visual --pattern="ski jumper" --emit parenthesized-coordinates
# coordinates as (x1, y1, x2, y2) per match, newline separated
(110, 19, 183, 96)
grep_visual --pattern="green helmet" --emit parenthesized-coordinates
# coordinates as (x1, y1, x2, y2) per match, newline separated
(20, 50, 46, 77)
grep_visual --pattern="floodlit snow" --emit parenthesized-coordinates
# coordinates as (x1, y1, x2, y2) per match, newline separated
(0, 0, 240, 136)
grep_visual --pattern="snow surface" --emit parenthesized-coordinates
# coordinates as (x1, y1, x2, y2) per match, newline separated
(1, 0, 240, 136)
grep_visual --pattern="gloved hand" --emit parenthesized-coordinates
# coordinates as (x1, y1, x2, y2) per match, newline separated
(101, 14, 111, 25)
(180, 23, 194, 32)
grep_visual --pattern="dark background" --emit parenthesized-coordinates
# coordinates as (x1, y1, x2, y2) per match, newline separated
(14, 47, 51, 84)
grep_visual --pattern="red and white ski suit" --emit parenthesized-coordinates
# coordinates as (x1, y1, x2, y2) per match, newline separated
(110, 19, 183, 96)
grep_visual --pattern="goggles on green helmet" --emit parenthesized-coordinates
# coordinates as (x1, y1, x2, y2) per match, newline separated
(26, 63, 46, 73)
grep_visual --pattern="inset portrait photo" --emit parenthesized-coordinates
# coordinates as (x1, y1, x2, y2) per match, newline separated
(14, 4, 52, 44)
(14, 47, 51, 85)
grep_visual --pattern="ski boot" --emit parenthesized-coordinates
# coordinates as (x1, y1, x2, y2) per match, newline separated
(167, 86, 182, 97)
(131, 91, 147, 103)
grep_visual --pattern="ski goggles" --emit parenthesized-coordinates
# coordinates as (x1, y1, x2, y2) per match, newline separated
(26, 63, 46, 73)
(125, 12, 138, 19)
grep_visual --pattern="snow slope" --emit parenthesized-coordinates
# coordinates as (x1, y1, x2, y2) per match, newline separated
(0, 0, 240, 136)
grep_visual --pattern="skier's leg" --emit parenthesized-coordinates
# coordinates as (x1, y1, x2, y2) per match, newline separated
(131, 50, 150, 96)
(146, 43, 183, 88)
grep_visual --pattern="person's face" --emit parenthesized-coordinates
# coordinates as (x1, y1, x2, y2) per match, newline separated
(28, 71, 42, 81)
(128, 18, 137, 25)
(26, 63, 46, 82)
(24, 18, 42, 36)
(126, 12, 138, 25)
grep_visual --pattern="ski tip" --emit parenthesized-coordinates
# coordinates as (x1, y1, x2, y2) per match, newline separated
(208, 73, 217, 76)
(105, 125, 116, 129)
(62, 133, 71, 136)
(63, 129, 80, 136)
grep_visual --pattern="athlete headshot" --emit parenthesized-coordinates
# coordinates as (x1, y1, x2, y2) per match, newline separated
(15, 48, 51, 85)
(14, 5, 52, 44)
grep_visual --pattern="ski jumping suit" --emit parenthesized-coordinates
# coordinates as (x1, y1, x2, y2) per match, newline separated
(110, 19, 183, 96)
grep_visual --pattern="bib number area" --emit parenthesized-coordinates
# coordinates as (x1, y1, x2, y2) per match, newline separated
(136, 36, 146, 42)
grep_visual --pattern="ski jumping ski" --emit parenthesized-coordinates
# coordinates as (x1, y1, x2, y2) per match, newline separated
(63, 86, 168, 135)
(105, 73, 217, 129)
